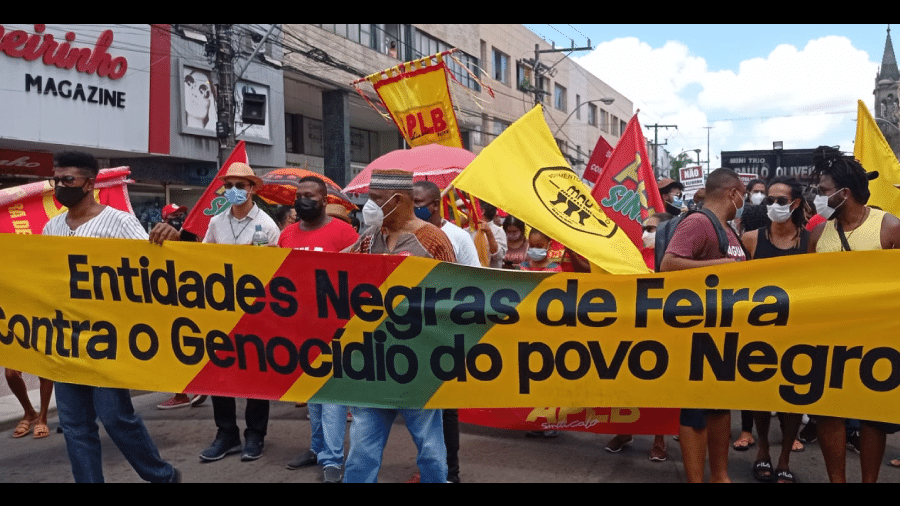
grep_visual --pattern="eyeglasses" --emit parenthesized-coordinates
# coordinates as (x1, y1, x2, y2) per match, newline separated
(763, 196, 793, 206)
(48, 175, 90, 188)
(222, 181, 249, 190)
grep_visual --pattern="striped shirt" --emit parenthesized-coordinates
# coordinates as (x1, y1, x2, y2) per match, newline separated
(42, 205, 148, 239)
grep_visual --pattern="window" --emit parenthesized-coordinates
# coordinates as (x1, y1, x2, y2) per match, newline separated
(610, 115, 619, 136)
(516, 62, 532, 92)
(411, 29, 480, 92)
(588, 103, 597, 126)
(493, 119, 509, 138)
(600, 110, 609, 133)
(492, 48, 509, 85)
(284, 113, 303, 154)
(576, 95, 581, 120)
(554, 84, 567, 112)
(620, 120, 628, 136)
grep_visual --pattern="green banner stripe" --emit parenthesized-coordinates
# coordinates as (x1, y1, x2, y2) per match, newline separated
(309, 262, 552, 407)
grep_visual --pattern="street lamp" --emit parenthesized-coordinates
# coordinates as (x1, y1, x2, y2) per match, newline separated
(553, 98, 615, 136)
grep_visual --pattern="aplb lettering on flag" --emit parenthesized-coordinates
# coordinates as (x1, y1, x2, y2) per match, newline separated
(590, 114, 666, 252)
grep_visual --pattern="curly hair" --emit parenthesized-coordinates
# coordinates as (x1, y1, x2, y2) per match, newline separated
(811, 145, 870, 204)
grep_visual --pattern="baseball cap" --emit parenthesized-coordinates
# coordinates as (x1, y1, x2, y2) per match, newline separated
(162, 203, 188, 220)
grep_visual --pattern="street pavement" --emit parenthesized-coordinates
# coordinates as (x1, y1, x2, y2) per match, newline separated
(2, 387, 900, 483)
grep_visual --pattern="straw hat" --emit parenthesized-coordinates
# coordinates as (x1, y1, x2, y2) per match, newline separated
(218, 162, 263, 187)
(325, 203, 352, 225)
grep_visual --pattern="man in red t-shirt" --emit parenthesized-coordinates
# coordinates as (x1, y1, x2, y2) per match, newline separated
(280, 175, 358, 483)
(660, 168, 747, 483)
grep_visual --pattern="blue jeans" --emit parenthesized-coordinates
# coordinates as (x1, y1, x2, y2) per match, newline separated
(309, 403, 347, 468)
(55, 382, 176, 483)
(344, 407, 446, 483)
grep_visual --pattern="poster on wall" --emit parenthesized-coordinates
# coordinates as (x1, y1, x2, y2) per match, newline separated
(180, 65, 218, 135)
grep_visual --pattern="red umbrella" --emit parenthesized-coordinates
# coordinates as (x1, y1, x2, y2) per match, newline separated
(343, 143, 475, 195)
(257, 168, 355, 211)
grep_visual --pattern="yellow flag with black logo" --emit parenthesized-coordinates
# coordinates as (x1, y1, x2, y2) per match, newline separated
(451, 105, 649, 275)
(854, 100, 900, 217)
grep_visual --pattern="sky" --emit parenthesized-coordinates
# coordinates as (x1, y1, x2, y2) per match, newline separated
(524, 24, 895, 169)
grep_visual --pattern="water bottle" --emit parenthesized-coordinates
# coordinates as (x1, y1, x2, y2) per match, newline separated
(251, 224, 268, 246)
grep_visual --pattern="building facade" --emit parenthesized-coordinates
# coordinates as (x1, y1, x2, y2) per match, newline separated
(1, 24, 633, 226)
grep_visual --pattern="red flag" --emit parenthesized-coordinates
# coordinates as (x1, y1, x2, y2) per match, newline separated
(590, 114, 666, 253)
(582, 135, 614, 186)
(0, 168, 134, 235)
(182, 141, 248, 238)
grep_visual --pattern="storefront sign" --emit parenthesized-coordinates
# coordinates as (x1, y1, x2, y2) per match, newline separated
(0, 24, 150, 153)
(0, 149, 53, 177)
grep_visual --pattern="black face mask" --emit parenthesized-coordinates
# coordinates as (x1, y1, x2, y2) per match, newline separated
(167, 218, 184, 230)
(295, 197, 324, 222)
(54, 185, 89, 208)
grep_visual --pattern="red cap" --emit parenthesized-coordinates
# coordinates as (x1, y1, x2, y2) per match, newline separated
(162, 203, 188, 220)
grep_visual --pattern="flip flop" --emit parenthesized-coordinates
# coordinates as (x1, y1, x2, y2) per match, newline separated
(33, 423, 50, 439)
(753, 459, 775, 482)
(12, 417, 36, 438)
(888, 458, 900, 467)
(791, 439, 805, 452)
(733, 434, 755, 451)
(775, 468, 796, 483)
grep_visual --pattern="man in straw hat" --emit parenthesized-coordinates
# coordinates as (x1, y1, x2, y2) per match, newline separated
(198, 161, 281, 463)
(342, 169, 456, 483)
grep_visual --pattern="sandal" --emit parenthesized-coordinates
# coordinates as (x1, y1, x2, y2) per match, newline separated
(775, 468, 796, 483)
(733, 432, 755, 451)
(753, 459, 775, 482)
(791, 439, 805, 452)
(888, 457, 900, 467)
(33, 423, 50, 439)
(12, 416, 36, 438)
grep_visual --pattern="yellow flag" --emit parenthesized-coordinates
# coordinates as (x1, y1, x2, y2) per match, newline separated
(854, 100, 900, 216)
(451, 105, 649, 275)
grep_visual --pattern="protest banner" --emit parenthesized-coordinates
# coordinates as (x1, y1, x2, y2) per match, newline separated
(458, 407, 678, 436)
(0, 234, 899, 425)
(590, 113, 666, 252)
(353, 51, 463, 149)
(854, 99, 900, 217)
(452, 105, 649, 275)
(0, 167, 134, 235)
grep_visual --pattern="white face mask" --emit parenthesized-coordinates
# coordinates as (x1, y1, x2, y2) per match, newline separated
(642, 230, 656, 249)
(750, 192, 765, 205)
(814, 188, 846, 220)
(526, 248, 548, 261)
(766, 203, 794, 223)
(362, 194, 399, 229)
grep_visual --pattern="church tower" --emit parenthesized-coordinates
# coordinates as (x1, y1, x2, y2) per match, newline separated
(874, 25, 900, 157)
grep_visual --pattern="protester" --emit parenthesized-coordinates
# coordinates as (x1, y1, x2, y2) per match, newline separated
(740, 175, 809, 483)
(658, 178, 685, 216)
(691, 188, 706, 210)
(472, 201, 507, 268)
(343, 169, 455, 483)
(5, 369, 52, 439)
(198, 162, 280, 463)
(155, 203, 208, 411)
(604, 211, 674, 461)
(746, 178, 767, 205)
(413, 180, 482, 483)
(43, 151, 180, 483)
(807, 146, 900, 483)
(280, 176, 359, 483)
(275, 204, 297, 231)
(501, 215, 528, 269)
(660, 168, 748, 483)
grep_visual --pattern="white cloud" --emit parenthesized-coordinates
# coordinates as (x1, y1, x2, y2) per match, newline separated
(573, 34, 880, 159)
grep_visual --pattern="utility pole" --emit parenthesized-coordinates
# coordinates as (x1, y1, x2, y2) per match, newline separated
(644, 123, 677, 177)
(524, 40, 593, 108)
(703, 126, 714, 178)
(212, 24, 236, 167)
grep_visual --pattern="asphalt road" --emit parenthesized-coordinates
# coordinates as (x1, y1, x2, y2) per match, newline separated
(2, 391, 900, 483)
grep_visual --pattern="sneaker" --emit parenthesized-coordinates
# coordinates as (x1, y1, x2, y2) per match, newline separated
(847, 430, 861, 455)
(286, 450, 318, 470)
(323, 465, 342, 483)
(199, 433, 242, 462)
(347, 412, 353, 422)
(169, 467, 183, 483)
(157, 395, 190, 410)
(798, 421, 818, 444)
(649, 442, 667, 462)
(525, 431, 544, 438)
(542, 430, 560, 438)
(241, 437, 265, 461)
(190, 395, 208, 407)
(604, 435, 634, 453)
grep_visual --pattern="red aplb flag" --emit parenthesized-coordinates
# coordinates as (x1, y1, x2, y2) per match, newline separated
(589, 114, 666, 254)
(582, 135, 614, 186)
(182, 141, 248, 239)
